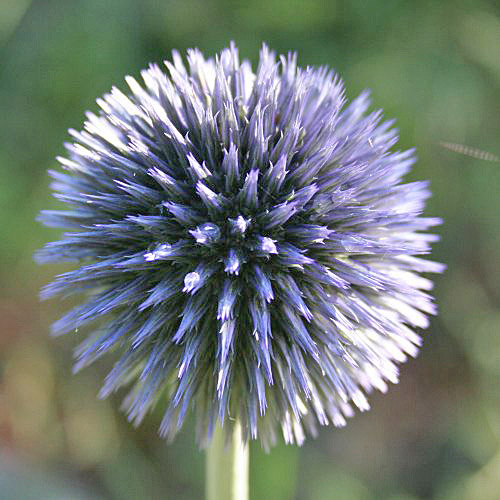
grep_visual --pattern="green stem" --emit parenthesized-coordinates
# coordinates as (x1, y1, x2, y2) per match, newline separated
(206, 419, 249, 500)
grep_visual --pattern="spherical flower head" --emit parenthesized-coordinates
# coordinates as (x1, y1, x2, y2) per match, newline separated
(36, 43, 444, 449)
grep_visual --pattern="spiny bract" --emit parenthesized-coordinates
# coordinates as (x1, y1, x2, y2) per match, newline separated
(36, 43, 444, 449)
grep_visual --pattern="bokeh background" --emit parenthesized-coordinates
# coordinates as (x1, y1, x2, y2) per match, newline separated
(1, 0, 499, 498)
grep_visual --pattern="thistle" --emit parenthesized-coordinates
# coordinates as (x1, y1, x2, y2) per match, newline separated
(36, 44, 444, 455)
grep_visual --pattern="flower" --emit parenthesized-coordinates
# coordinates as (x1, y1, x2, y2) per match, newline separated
(36, 43, 444, 449)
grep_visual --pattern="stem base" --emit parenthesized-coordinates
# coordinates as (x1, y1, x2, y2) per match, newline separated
(206, 420, 249, 500)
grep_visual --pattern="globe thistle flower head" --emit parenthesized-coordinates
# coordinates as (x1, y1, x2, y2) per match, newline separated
(36, 43, 444, 450)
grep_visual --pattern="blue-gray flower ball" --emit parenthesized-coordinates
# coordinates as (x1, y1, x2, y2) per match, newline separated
(36, 44, 444, 449)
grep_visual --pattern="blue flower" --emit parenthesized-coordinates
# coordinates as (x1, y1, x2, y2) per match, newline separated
(36, 43, 444, 449)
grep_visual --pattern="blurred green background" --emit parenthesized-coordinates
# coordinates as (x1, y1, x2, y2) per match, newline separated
(1, 0, 499, 498)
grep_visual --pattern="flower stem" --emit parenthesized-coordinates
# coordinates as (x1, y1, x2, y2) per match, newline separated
(206, 419, 249, 500)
